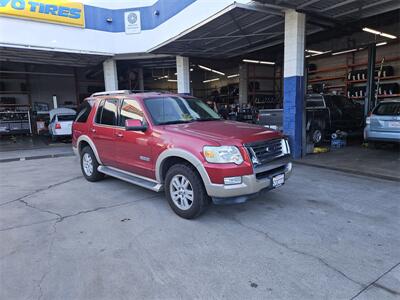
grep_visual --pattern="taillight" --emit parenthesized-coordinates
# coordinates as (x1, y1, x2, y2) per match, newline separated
(55, 123, 61, 129)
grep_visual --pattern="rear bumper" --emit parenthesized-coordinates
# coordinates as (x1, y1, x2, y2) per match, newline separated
(364, 127, 400, 142)
(205, 157, 292, 204)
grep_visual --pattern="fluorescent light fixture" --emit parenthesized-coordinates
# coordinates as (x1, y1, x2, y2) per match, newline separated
(167, 79, 177, 82)
(305, 55, 311, 58)
(376, 41, 387, 47)
(227, 74, 239, 78)
(362, 27, 397, 39)
(198, 64, 212, 71)
(332, 48, 358, 56)
(243, 59, 275, 65)
(198, 64, 225, 76)
(362, 27, 381, 35)
(305, 49, 324, 55)
(380, 32, 396, 39)
(203, 78, 220, 83)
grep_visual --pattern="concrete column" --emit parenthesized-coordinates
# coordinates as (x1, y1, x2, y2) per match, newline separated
(137, 68, 144, 91)
(176, 56, 190, 94)
(239, 63, 248, 104)
(283, 9, 306, 159)
(103, 59, 118, 91)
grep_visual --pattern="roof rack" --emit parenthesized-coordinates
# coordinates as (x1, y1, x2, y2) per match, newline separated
(90, 89, 173, 97)
(91, 90, 131, 97)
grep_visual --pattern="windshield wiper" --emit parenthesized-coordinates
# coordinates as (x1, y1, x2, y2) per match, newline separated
(158, 120, 194, 125)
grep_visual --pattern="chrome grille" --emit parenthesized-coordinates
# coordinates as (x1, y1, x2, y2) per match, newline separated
(245, 139, 284, 166)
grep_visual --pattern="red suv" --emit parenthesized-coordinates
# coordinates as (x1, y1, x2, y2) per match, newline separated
(72, 91, 292, 219)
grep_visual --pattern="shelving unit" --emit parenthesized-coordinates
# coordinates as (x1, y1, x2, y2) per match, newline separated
(0, 105, 32, 135)
(307, 54, 400, 100)
(247, 63, 280, 108)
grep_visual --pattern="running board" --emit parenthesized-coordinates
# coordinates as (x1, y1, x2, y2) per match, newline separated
(98, 166, 163, 192)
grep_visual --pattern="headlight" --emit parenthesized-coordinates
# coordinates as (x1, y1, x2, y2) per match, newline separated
(365, 117, 371, 125)
(203, 146, 244, 165)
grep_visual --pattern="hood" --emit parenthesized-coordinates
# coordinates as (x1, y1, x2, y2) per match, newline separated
(162, 120, 282, 146)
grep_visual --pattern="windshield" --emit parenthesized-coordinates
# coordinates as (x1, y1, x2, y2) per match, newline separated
(144, 97, 221, 125)
(373, 102, 400, 116)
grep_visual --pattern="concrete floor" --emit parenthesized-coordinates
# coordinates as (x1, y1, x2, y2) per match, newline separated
(299, 144, 400, 181)
(0, 156, 399, 300)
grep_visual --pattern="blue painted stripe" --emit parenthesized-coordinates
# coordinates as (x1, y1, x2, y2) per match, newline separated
(84, 0, 196, 32)
(283, 75, 305, 159)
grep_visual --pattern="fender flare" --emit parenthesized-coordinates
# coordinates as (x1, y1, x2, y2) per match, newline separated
(155, 148, 211, 187)
(76, 135, 102, 164)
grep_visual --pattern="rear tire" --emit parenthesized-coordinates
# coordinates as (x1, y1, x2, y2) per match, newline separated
(80, 146, 104, 182)
(165, 164, 209, 219)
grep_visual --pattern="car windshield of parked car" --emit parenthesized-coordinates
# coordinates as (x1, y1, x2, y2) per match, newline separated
(373, 102, 400, 116)
(57, 114, 76, 121)
(144, 97, 221, 125)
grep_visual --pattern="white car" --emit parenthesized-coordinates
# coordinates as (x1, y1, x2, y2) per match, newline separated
(48, 108, 76, 141)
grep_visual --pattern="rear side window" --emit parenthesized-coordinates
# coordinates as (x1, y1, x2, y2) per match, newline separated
(373, 102, 400, 116)
(75, 102, 92, 123)
(95, 99, 118, 125)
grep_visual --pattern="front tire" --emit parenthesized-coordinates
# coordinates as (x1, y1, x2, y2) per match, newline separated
(165, 164, 209, 219)
(80, 146, 104, 182)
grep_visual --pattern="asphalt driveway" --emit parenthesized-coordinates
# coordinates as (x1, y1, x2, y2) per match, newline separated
(0, 156, 399, 299)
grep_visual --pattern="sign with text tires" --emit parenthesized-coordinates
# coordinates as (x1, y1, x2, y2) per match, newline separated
(124, 10, 141, 34)
(0, 0, 85, 27)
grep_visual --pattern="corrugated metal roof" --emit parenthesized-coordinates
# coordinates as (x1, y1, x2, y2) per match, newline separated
(150, 0, 399, 58)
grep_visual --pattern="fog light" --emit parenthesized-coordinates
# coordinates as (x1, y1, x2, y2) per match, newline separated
(224, 176, 242, 185)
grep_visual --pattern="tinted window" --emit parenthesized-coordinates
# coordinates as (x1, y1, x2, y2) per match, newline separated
(144, 97, 220, 125)
(120, 99, 144, 126)
(58, 115, 76, 121)
(96, 99, 118, 125)
(373, 102, 400, 116)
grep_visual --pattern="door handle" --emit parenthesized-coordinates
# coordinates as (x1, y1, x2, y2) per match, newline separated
(91, 128, 96, 133)
(116, 132, 124, 138)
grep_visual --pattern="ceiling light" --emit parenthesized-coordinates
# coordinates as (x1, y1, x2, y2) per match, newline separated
(243, 59, 275, 65)
(198, 64, 225, 76)
(167, 79, 177, 82)
(203, 78, 220, 83)
(362, 27, 397, 39)
(190, 68, 194, 72)
(227, 74, 239, 78)
(332, 48, 358, 56)
(376, 42, 387, 47)
(305, 49, 324, 55)
(198, 65, 212, 71)
(362, 27, 381, 35)
(380, 32, 396, 39)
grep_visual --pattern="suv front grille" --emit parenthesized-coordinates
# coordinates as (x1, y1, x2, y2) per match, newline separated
(245, 139, 284, 166)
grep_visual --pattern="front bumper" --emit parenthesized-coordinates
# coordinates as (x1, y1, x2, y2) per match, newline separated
(205, 157, 292, 204)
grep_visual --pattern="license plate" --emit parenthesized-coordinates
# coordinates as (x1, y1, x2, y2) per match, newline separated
(388, 121, 400, 128)
(272, 174, 285, 188)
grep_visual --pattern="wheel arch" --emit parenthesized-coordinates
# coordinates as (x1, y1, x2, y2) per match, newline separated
(77, 135, 102, 164)
(156, 149, 211, 188)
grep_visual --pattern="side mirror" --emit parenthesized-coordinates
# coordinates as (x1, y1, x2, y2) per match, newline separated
(125, 119, 147, 132)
